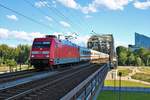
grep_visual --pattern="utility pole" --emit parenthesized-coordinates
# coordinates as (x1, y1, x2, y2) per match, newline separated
(118, 72, 122, 100)
(113, 70, 116, 100)
(0, 50, 2, 65)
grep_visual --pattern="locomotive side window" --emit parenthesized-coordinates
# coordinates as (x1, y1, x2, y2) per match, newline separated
(33, 41, 50, 48)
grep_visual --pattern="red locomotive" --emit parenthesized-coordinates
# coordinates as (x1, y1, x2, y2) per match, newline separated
(30, 35, 109, 69)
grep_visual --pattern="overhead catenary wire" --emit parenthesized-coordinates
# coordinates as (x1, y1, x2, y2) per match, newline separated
(37, 0, 82, 39)
(46, 0, 92, 38)
(63, 6, 92, 32)
(0, 3, 55, 31)
(39, 0, 84, 33)
(23, 0, 75, 33)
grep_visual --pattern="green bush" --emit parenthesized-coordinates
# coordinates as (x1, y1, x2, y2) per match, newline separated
(6, 59, 17, 67)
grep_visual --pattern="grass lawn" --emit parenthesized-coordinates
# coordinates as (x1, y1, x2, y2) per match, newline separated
(131, 73, 150, 83)
(105, 80, 150, 88)
(97, 90, 150, 100)
(138, 67, 150, 74)
(117, 68, 132, 76)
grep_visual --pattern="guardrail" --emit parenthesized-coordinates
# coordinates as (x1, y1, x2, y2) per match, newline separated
(60, 63, 109, 100)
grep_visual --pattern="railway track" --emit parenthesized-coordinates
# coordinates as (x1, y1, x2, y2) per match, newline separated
(0, 63, 103, 100)
(0, 69, 38, 84)
(0, 63, 85, 84)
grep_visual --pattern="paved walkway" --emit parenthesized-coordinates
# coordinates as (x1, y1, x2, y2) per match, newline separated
(106, 67, 150, 85)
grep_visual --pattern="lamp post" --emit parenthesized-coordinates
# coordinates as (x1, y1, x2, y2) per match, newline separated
(0, 50, 3, 65)
(118, 72, 122, 100)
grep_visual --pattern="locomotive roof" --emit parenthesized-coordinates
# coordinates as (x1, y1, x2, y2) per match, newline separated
(61, 39, 78, 47)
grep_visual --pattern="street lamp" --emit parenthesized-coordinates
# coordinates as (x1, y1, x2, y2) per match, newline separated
(118, 72, 122, 100)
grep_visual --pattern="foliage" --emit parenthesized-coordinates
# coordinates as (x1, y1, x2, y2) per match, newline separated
(135, 57, 142, 66)
(0, 44, 31, 67)
(116, 46, 128, 66)
(0, 58, 3, 65)
(6, 59, 17, 67)
(116, 46, 150, 66)
(127, 52, 135, 66)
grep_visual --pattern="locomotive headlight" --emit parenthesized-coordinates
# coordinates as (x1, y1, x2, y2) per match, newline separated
(50, 59, 53, 61)
(46, 55, 49, 57)
(31, 55, 34, 57)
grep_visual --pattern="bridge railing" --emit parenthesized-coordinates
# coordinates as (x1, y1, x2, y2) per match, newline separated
(60, 63, 109, 100)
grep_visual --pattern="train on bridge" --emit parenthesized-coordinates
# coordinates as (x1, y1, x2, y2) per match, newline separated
(30, 35, 109, 69)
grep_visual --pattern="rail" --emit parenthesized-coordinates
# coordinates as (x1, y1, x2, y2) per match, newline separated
(5, 63, 94, 100)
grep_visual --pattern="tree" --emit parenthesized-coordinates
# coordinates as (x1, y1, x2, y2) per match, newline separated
(0, 44, 31, 65)
(6, 59, 17, 72)
(127, 52, 135, 66)
(145, 54, 150, 66)
(116, 46, 128, 66)
(0, 58, 3, 66)
(135, 48, 148, 65)
(135, 56, 142, 66)
(16, 44, 31, 64)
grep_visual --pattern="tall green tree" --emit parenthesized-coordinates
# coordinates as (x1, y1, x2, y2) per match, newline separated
(135, 48, 148, 65)
(6, 59, 17, 72)
(16, 44, 31, 64)
(0, 44, 31, 65)
(127, 52, 135, 66)
(116, 46, 128, 66)
(135, 56, 142, 66)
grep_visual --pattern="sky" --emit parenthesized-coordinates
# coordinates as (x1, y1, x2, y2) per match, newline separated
(0, 0, 150, 48)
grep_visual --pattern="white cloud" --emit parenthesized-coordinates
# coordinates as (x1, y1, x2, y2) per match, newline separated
(133, 0, 150, 9)
(85, 15, 92, 18)
(52, 32, 65, 39)
(81, 4, 97, 14)
(35, 1, 49, 8)
(72, 35, 90, 47)
(6, 15, 18, 21)
(51, 0, 57, 7)
(0, 27, 90, 47)
(52, 31, 89, 47)
(45, 16, 53, 21)
(0, 28, 45, 42)
(60, 21, 71, 28)
(115, 39, 129, 48)
(52, 0, 56, 4)
(81, 0, 131, 14)
(56, 0, 132, 14)
(0, 28, 9, 39)
(56, 0, 80, 9)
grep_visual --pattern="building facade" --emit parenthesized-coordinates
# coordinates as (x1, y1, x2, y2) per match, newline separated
(129, 32, 150, 51)
(135, 33, 150, 49)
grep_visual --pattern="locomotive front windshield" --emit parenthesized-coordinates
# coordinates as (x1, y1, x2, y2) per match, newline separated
(33, 41, 51, 48)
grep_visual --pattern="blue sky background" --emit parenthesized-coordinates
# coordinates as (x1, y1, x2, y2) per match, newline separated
(0, 0, 150, 47)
